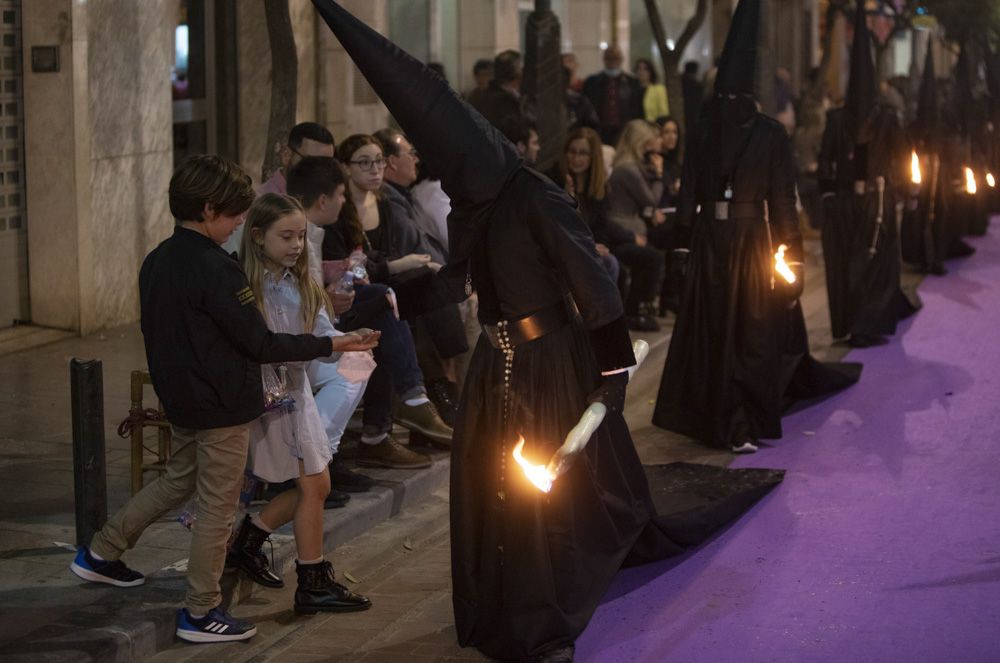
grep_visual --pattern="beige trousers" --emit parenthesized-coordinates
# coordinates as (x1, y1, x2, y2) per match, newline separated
(90, 424, 249, 613)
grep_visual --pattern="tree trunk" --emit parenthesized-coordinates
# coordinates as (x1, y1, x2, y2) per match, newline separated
(261, 0, 298, 183)
(643, 0, 709, 137)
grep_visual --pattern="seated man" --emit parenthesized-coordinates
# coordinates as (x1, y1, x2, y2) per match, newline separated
(287, 157, 447, 472)
(224, 121, 336, 254)
(286, 156, 379, 500)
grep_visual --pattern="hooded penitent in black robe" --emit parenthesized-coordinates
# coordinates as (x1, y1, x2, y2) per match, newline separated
(902, 40, 979, 271)
(817, 2, 919, 342)
(652, 0, 861, 450)
(312, 1, 784, 659)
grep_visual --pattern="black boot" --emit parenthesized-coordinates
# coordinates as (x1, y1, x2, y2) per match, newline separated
(226, 514, 283, 588)
(294, 560, 372, 615)
(426, 378, 459, 427)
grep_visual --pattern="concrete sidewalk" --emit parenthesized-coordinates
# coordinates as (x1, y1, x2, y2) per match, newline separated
(0, 323, 450, 662)
(0, 236, 873, 662)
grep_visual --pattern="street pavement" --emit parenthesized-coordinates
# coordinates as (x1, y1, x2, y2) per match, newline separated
(0, 233, 884, 662)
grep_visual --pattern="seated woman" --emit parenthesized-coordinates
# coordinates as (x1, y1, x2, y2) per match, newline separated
(551, 126, 664, 332)
(608, 119, 673, 321)
(655, 115, 684, 314)
(322, 134, 454, 464)
(655, 115, 683, 209)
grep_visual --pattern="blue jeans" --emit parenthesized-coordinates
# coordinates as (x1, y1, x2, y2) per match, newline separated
(339, 283, 424, 436)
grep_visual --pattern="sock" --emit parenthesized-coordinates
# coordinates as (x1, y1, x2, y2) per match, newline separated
(89, 548, 106, 562)
(297, 557, 323, 565)
(404, 396, 430, 406)
(188, 611, 206, 619)
(361, 432, 388, 446)
(251, 514, 273, 533)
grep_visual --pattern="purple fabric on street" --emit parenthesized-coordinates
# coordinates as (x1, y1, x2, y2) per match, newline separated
(578, 223, 1000, 662)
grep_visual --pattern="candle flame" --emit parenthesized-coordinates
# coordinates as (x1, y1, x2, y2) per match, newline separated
(513, 437, 554, 493)
(965, 167, 977, 194)
(911, 150, 922, 185)
(774, 244, 796, 284)
(988, 173, 996, 188)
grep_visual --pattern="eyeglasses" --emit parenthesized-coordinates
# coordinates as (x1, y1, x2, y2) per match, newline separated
(567, 149, 591, 157)
(349, 157, 387, 171)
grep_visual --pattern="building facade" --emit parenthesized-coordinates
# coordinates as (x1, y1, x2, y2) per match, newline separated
(12, 0, 823, 336)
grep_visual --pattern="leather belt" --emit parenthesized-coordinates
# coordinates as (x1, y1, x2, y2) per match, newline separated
(482, 298, 577, 350)
(713, 200, 765, 220)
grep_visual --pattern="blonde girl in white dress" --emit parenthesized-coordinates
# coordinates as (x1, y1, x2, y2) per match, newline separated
(229, 193, 378, 614)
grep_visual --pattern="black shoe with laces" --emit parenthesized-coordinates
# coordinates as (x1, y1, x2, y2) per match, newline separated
(328, 454, 375, 493)
(324, 487, 351, 509)
(426, 378, 459, 427)
(70, 546, 145, 587)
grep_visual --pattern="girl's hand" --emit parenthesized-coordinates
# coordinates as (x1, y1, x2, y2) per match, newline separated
(427, 261, 443, 272)
(331, 329, 381, 352)
(388, 253, 431, 274)
(595, 243, 610, 257)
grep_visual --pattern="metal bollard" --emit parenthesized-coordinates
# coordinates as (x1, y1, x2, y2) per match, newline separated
(70, 358, 108, 547)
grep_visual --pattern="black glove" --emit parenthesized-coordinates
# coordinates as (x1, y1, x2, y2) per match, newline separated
(587, 372, 629, 414)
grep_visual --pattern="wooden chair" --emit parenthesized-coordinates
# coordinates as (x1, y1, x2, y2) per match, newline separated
(118, 370, 172, 495)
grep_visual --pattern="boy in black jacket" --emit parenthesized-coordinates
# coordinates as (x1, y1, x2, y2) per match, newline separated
(69, 155, 379, 643)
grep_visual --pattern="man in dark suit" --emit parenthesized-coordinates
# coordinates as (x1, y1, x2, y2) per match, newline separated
(582, 44, 643, 146)
(468, 50, 528, 130)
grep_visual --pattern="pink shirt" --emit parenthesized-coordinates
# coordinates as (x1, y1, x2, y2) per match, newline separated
(257, 169, 287, 196)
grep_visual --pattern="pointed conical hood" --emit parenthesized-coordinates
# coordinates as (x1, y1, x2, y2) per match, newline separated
(843, 1, 877, 143)
(310, 0, 520, 209)
(916, 37, 939, 139)
(954, 40, 976, 136)
(714, 0, 761, 96)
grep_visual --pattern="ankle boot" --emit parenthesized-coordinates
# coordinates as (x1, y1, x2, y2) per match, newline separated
(294, 560, 372, 615)
(226, 514, 284, 588)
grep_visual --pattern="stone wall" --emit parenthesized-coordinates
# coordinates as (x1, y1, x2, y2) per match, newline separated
(23, 0, 173, 333)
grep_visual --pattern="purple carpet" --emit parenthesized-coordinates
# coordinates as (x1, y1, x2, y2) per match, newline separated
(579, 224, 1000, 662)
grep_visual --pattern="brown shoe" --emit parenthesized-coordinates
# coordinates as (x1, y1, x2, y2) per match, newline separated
(395, 400, 453, 447)
(356, 434, 432, 469)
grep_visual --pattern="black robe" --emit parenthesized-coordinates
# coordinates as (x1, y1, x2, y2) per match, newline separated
(818, 105, 918, 339)
(451, 167, 782, 659)
(652, 102, 860, 449)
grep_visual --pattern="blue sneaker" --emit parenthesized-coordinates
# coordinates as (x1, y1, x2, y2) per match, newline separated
(176, 607, 257, 643)
(70, 546, 145, 587)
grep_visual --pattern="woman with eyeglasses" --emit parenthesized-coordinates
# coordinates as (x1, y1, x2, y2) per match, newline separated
(551, 127, 665, 334)
(322, 133, 454, 468)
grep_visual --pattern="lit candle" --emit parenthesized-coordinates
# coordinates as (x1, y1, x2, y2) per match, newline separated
(911, 150, 922, 185)
(965, 167, 977, 195)
(774, 244, 796, 284)
(512, 437, 555, 493)
(514, 340, 650, 493)
(987, 173, 996, 188)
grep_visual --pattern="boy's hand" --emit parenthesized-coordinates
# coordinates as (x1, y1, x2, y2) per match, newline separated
(331, 329, 380, 352)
